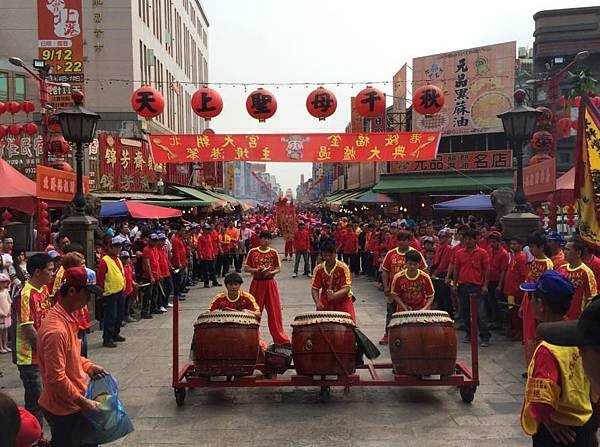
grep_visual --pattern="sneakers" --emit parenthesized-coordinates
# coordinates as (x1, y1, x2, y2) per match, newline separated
(308, 273, 312, 278)
(114, 335, 126, 342)
(378, 334, 388, 345)
(480, 339, 490, 347)
(167, 303, 174, 308)
(292, 273, 297, 278)
(159, 306, 168, 313)
(103, 341, 117, 348)
(125, 316, 137, 323)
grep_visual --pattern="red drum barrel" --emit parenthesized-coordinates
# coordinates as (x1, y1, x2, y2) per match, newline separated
(388, 310, 457, 376)
(291, 311, 356, 376)
(192, 311, 260, 377)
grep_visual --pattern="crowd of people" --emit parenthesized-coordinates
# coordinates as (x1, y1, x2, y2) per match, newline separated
(1, 209, 600, 446)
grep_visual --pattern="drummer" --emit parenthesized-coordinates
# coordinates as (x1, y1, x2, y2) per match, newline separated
(390, 250, 435, 312)
(311, 242, 356, 321)
(208, 272, 260, 318)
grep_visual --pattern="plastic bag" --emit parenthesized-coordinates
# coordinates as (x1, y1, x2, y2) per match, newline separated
(81, 374, 134, 444)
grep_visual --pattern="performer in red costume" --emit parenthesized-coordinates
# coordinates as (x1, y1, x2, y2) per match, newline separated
(243, 231, 290, 345)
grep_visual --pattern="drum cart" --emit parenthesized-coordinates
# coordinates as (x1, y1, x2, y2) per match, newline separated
(172, 294, 480, 405)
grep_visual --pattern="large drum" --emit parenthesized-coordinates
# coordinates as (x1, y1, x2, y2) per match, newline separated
(388, 310, 457, 376)
(192, 311, 260, 377)
(291, 311, 356, 376)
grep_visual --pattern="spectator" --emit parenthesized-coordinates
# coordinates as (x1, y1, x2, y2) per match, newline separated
(292, 221, 310, 278)
(0, 273, 10, 353)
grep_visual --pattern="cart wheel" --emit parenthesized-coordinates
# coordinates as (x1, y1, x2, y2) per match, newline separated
(320, 386, 331, 403)
(174, 388, 186, 407)
(459, 386, 476, 404)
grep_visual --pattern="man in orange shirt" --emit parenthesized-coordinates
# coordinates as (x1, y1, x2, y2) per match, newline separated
(38, 266, 108, 446)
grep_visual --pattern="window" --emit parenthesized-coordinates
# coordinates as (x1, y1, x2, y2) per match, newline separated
(0, 72, 8, 100)
(14, 75, 26, 101)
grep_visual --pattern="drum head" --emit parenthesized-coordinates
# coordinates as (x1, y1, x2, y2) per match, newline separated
(291, 311, 355, 327)
(194, 310, 259, 326)
(388, 310, 453, 328)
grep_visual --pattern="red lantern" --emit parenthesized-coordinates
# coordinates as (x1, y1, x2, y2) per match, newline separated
(191, 86, 223, 120)
(131, 86, 164, 118)
(559, 96, 566, 108)
(412, 84, 445, 116)
(8, 124, 21, 137)
(536, 106, 553, 127)
(306, 87, 337, 120)
(48, 114, 62, 132)
(246, 88, 277, 122)
(1, 210, 12, 226)
(557, 117, 572, 139)
(21, 101, 35, 114)
(0, 125, 7, 139)
(23, 122, 38, 136)
(6, 101, 21, 114)
(566, 204, 576, 227)
(0, 102, 5, 115)
(49, 135, 71, 156)
(531, 130, 554, 149)
(573, 96, 582, 107)
(355, 86, 386, 118)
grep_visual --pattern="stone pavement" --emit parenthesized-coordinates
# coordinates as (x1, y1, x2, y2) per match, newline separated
(0, 239, 530, 446)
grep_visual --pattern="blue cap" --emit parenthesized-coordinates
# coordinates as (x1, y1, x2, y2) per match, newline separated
(157, 232, 167, 239)
(119, 250, 130, 258)
(47, 250, 61, 259)
(547, 231, 566, 246)
(520, 270, 575, 296)
(110, 235, 125, 246)
(149, 233, 160, 240)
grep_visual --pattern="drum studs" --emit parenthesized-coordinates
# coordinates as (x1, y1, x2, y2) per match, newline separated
(394, 339, 401, 348)
(305, 338, 313, 350)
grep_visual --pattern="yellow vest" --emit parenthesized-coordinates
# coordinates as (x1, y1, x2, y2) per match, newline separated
(521, 341, 592, 435)
(102, 255, 125, 296)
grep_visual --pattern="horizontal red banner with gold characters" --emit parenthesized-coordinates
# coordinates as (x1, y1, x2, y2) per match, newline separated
(149, 132, 441, 164)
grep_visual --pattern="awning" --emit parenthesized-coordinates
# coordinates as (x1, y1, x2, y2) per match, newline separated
(373, 172, 514, 194)
(168, 186, 219, 206)
(202, 190, 240, 206)
(355, 190, 395, 204)
(433, 194, 493, 211)
(341, 189, 369, 204)
(101, 199, 206, 207)
(323, 191, 349, 203)
(100, 200, 182, 218)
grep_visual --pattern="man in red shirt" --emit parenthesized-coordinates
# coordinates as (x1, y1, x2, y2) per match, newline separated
(341, 225, 359, 275)
(582, 247, 600, 287)
(452, 229, 491, 346)
(141, 233, 160, 318)
(558, 238, 597, 320)
(171, 225, 188, 302)
(156, 233, 171, 312)
(293, 221, 310, 278)
(197, 224, 220, 288)
(503, 236, 528, 340)
(485, 231, 509, 330)
(431, 229, 454, 318)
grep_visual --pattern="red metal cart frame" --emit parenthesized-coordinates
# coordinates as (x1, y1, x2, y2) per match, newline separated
(172, 294, 480, 405)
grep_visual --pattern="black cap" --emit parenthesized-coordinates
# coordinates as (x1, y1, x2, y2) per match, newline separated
(536, 296, 600, 347)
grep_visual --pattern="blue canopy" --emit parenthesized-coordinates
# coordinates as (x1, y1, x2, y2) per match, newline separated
(433, 194, 493, 211)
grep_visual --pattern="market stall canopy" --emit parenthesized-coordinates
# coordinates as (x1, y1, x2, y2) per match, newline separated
(0, 158, 37, 215)
(373, 173, 513, 194)
(341, 189, 369, 204)
(168, 186, 220, 206)
(355, 190, 395, 203)
(433, 194, 493, 211)
(100, 200, 182, 218)
(555, 168, 574, 206)
(94, 191, 206, 208)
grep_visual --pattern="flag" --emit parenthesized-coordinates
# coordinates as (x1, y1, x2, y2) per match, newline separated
(575, 96, 600, 248)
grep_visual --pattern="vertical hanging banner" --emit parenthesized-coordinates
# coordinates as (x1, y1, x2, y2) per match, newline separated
(149, 132, 441, 164)
(37, 0, 85, 110)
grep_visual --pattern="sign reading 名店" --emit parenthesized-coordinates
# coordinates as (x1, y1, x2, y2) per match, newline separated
(390, 149, 512, 174)
(37, 0, 84, 110)
(412, 41, 516, 136)
(36, 165, 89, 202)
(149, 132, 441, 164)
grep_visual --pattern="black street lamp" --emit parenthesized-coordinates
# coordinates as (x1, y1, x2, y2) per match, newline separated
(496, 89, 543, 240)
(57, 91, 100, 216)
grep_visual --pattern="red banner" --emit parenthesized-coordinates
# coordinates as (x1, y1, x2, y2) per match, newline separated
(390, 149, 512, 173)
(36, 165, 89, 202)
(521, 157, 556, 199)
(149, 132, 441, 164)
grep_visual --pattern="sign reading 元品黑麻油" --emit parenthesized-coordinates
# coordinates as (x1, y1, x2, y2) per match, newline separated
(148, 132, 441, 164)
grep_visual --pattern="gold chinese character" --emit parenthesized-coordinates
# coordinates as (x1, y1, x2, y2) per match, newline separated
(222, 136, 235, 148)
(133, 150, 145, 169)
(105, 147, 116, 167)
(121, 175, 134, 191)
(99, 174, 114, 190)
(392, 145, 406, 159)
(169, 135, 181, 146)
(327, 134, 342, 148)
(317, 146, 331, 161)
(210, 147, 224, 160)
(187, 148, 200, 160)
(355, 134, 370, 147)
(235, 147, 249, 160)
(246, 135, 259, 148)
(409, 133, 422, 144)
(342, 145, 356, 161)
(368, 146, 381, 160)
(196, 135, 210, 148)
(385, 133, 400, 146)
(261, 147, 271, 161)
(120, 148, 130, 168)
(93, 13, 102, 23)
(148, 155, 154, 171)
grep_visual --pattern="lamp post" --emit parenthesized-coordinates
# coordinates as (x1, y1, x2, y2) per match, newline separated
(497, 89, 543, 240)
(58, 91, 100, 267)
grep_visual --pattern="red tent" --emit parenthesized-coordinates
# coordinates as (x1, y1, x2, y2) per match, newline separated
(554, 168, 574, 206)
(100, 200, 182, 219)
(0, 158, 37, 215)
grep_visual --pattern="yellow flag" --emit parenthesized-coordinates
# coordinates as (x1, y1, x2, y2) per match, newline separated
(576, 98, 600, 247)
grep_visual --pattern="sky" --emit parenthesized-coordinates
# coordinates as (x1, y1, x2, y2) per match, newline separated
(201, 0, 597, 195)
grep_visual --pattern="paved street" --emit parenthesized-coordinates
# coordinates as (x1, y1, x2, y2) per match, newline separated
(0, 240, 529, 446)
